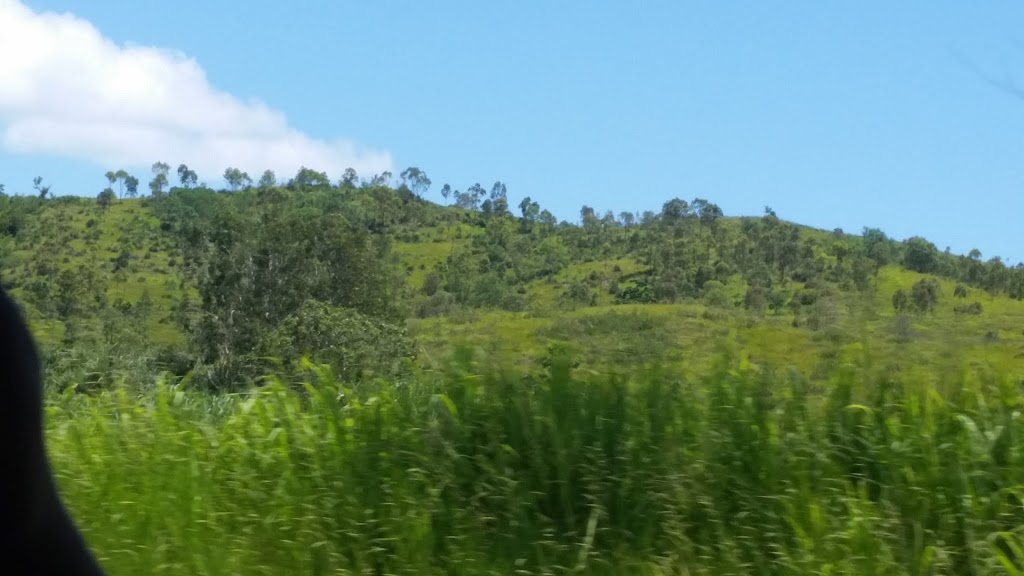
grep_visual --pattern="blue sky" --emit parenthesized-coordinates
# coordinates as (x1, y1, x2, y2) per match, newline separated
(2, 1, 1024, 263)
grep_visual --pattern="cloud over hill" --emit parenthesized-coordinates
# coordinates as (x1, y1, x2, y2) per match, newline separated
(0, 0, 393, 181)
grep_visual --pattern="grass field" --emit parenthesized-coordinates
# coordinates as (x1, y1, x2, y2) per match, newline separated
(409, 265, 1024, 382)
(46, 351, 1024, 574)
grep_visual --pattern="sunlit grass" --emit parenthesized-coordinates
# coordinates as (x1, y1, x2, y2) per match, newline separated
(46, 349, 1024, 575)
(13, 199, 188, 346)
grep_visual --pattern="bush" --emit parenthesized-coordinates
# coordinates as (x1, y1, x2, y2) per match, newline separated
(910, 278, 939, 314)
(798, 289, 818, 306)
(616, 279, 656, 304)
(153, 345, 195, 377)
(806, 296, 838, 332)
(702, 280, 731, 308)
(892, 288, 909, 313)
(541, 311, 676, 366)
(744, 284, 769, 314)
(421, 271, 441, 296)
(561, 280, 592, 305)
(258, 300, 415, 383)
(953, 301, 983, 315)
(893, 314, 913, 343)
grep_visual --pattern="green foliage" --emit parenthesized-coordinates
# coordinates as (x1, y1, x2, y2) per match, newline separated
(902, 236, 939, 273)
(414, 290, 459, 318)
(42, 353, 1024, 575)
(96, 188, 116, 210)
(222, 166, 252, 191)
(287, 166, 331, 190)
(701, 279, 731, 308)
(892, 288, 909, 313)
(44, 302, 157, 393)
(17, 170, 1014, 346)
(560, 279, 595, 307)
(616, 279, 656, 304)
(861, 226, 895, 267)
(806, 294, 839, 331)
(892, 313, 914, 342)
(191, 203, 401, 378)
(421, 270, 441, 296)
(399, 166, 432, 197)
(910, 277, 940, 314)
(176, 164, 198, 187)
(257, 300, 414, 382)
(8, 164, 1024, 574)
(745, 283, 770, 313)
(954, 301, 983, 315)
(541, 310, 678, 365)
(149, 162, 171, 197)
(5, 169, 1024, 386)
(257, 169, 277, 189)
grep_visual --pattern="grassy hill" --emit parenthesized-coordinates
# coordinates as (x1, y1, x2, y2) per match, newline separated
(2, 183, 1022, 389)
(4, 199, 188, 344)
(6, 179, 1024, 574)
(411, 265, 1024, 376)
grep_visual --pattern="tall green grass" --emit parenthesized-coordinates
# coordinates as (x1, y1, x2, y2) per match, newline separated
(45, 348, 1024, 575)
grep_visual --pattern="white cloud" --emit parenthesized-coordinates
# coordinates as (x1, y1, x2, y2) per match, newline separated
(0, 0, 393, 183)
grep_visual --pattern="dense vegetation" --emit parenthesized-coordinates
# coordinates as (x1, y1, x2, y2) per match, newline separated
(3, 165, 1024, 574)
(46, 354, 1024, 574)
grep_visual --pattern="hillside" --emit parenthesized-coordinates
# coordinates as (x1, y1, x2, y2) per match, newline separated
(6, 171, 1024, 574)
(2, 172, 1022, 390)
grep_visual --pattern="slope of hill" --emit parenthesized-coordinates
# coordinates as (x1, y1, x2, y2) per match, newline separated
(1, 175, 1022, 390)
(5, 173, 1024, 574)
(2, 198, 188, 344)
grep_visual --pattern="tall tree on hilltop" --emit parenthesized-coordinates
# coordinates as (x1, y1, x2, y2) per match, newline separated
(861, 227, 893, 271)
(150, 162, 170, 197)
(983, 256, 1009, 299)
(580, 205, 597, 229)
(97, 188, 116, 210)
(489, 181, 509, 216)
(519, 196, 540, 223)
(340, 168, 359, 189)
(114, 169, 128, 198)
(177, 164, 198, 188)
(661, 198, 690, 222)
(32, 176, 50, 199)
(903, 236, 938, 274)
(223, 167, 252, 191)
(287, 167, 330, 190)
(539, 209, 557, 230)
(400, 167, 432, 197)
(124, 175, 140, 199)
(910, 278, 939, 314)
(369, 171, 393, 188)
(257, 170, 277, 189)
(692, 198, 723, 228)
(456, 184, 485, 211)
